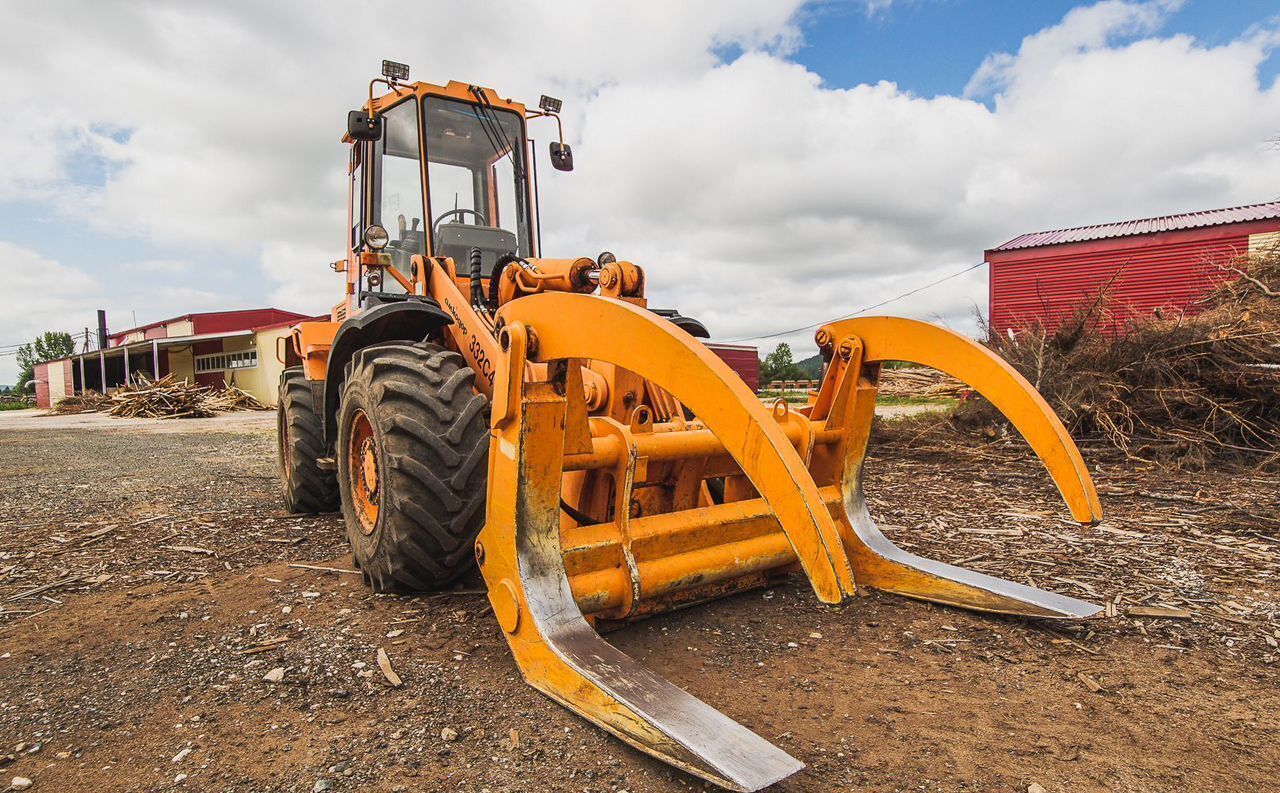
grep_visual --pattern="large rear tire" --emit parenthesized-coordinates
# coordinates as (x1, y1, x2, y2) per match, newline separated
(278, 368, 340, 514)
(336, 342, 489, 592)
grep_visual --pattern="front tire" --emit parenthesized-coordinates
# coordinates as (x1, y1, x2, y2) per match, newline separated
(278, 368, 339, 514)
(336, 343, 489, 592)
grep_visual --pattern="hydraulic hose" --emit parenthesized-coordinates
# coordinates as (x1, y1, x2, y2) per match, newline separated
(469, 247, 485, 310)
(487, 252, 525, 310)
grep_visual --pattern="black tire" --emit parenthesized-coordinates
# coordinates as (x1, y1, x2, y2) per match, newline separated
(336, 342, 489, 592)
(278, 368, 340, 514)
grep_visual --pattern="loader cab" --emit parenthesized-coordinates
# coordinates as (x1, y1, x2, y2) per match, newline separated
(422, 95, 532, 268)
(350, 88, 534, 300)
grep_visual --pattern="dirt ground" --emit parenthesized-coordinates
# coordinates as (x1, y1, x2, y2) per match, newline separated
(1, 409, 1277, 792)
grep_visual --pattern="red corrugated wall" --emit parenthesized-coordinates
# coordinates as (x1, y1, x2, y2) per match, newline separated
(987, 222, 1276, 335)
(33, 362, 50, 409)
(707, 343, 760, 392)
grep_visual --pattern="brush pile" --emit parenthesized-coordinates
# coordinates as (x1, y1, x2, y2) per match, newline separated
(956, 248, 1280, 468)
(51, 375, 267, 419)
(878, 367, 967, 400)
(50, 392, 112, 414)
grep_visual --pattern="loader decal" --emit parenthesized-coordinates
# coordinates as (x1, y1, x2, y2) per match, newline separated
(441, 293, 495, 388)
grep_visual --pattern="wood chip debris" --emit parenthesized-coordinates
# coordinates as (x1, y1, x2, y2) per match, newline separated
(1077, 671, 1105, 693)
(286, 563, 360, 575)
(376, 648, 403, 688)
(162, 545, 214, 555)
(236, 637, 292, 655)
(6, 575, 86, 602)
(1128, 606, 1193, 620)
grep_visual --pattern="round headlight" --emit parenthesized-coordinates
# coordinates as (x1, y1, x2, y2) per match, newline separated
(363, 224, 390, 250)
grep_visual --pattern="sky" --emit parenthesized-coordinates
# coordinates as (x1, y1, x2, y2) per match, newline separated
(1, 0, 1279, 384)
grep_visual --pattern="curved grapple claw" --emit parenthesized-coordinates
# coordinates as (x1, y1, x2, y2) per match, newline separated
(474, 295, 1103, 791)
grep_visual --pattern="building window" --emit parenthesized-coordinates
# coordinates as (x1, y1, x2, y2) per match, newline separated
(195, 349, 257, 373)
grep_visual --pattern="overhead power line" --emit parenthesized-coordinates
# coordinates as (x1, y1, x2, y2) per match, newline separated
(719, 261, 987, 344)
(0, 330, 93, 350)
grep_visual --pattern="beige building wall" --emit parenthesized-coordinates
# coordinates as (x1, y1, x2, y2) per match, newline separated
(47, 359, 67, 406)
(168, 319, 195, 337)
(184, 330, 289, 406)
(169, 347, 195, 383)
(221, 330, 289, 406)
(220, 335, 256, 396)
(249, 327, 290, 407)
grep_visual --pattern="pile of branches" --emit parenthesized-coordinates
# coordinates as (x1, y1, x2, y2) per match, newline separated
(203, 387, 269, 412)
(956, 249, 1280, 468)
(878, 367, 968, 400)
(51, 392, 112, 414)
(52, 375, 267, 419)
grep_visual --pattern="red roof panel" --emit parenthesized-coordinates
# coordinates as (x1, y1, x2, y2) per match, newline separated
(991, 201, 1280, 252)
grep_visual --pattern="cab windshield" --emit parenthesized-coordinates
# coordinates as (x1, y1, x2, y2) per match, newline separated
(423, 96, 532, 257)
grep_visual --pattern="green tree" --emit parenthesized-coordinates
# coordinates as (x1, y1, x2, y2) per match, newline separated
(759, 342, 807, 385)
(15, 331, 76, 393)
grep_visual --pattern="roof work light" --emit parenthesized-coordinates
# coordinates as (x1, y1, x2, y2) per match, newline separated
(382, 60, 410, 83)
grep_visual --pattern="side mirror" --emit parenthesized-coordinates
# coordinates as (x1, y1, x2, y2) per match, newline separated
(347, 110, 383, 142)
(549, 141, 574, 172)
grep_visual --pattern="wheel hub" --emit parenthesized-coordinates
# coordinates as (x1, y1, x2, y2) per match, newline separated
(347, 409, 380, 535)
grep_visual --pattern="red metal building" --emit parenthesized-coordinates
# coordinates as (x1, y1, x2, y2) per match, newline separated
(986, 201, 1280, 335)
(33, 308, 311, 409)
(706, 343, 760, 392)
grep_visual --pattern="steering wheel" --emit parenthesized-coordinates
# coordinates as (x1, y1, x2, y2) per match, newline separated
(432, 208, 488, 237)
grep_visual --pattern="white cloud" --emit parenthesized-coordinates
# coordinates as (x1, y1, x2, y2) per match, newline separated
(122, 259, 192, 274)
(1, 0, 1279, 384)
(0, 242, 102, 383)
(965, 0, 1186, 97)
(0, 242, 245, 383)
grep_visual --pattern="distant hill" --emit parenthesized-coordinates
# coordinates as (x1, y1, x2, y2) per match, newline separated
(791, 354, 920, 381)
(796, 353, 824, 379)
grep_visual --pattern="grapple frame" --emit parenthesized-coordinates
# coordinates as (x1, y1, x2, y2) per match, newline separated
(475, 292, 1102, 791)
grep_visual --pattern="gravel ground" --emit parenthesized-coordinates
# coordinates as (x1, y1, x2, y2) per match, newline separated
(0, 410, 1277, 792)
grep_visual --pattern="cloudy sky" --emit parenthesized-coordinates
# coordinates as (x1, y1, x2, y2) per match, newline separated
(1, 0, 1278, 383)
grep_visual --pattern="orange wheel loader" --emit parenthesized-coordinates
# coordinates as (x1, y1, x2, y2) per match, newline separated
(277, 61, 1104, 792)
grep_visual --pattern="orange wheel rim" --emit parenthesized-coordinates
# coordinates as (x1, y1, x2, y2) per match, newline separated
(348, 409, 380, 535)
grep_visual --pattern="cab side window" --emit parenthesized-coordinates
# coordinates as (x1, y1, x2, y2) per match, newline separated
(372, 99, 425, 289)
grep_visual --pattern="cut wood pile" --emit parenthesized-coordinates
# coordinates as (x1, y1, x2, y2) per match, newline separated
(957, 248, 1280, 469)
(878, 367, 967, 399)
(51, 375, 267, 419)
